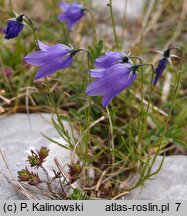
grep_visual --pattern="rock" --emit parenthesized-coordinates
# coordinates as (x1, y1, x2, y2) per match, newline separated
(126, 155, 187, 200)
(0, 113, 75, 200)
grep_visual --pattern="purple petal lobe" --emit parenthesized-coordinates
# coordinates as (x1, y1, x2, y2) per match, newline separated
(38, 40, 49, 51)
(60, 2, 69, 10)
(38, 40, 69, 53)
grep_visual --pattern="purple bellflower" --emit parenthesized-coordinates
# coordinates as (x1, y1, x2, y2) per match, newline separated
(153, 47, 180, 86)
(24, 40, 77, 79)
(90, 51, 132, 78)
(3, 15, 24, 39)
(86, 60, 139, 107)
(57, 2, 85, 29)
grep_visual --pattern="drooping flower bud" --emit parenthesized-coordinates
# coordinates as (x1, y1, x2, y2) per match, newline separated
(3, 15, 24, 39)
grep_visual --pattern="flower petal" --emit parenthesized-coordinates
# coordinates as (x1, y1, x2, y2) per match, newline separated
(67, 20, 77, 29)
(57, 13, 68, 22)
(102, 72, 137, 107)
(38, 40, 49, 51)
(66, 11, 84, 29)
(35, 56, 72, 79)
(94, 51, 128, 69)
(71, 2, 83, 9)
(38, 40, 69, 53)
(24, 49, 69, 66)
(90, 68, 106, 78)
(59, 2, 69, 10)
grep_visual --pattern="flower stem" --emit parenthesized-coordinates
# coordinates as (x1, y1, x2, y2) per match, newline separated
(108, 0, 119, 49)
(137, 65, 155, 147)
(76, 48, 91, 165)
(84, 50, 91, 165)
(77, 49, 91, 83)
(137, 59, 144, 168)
(9, 0, 13, 11)
(24, 15, 39, 49)
(106, 106, 115, 169)
(87, 9, 97, 46)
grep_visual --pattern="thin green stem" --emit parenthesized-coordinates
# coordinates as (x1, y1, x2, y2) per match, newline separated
(139, 65, 144, 131)
(130, 57, 144, 136)
(106, 106, 114, 168)
(24, 15, 39, 49)
(120, 0, 127, 48)
(44, 77, 58, 115)
(76, 49, 91, 164)
(8, 0, 13, 11)
(77, 49, 91, 83)
(108, 0, 119, 49)
(135, 67, 154, 176)
(84, 50, 91, 165)
(137, 66, 155, 146)
(137, 59, 144, 169)
(87, 9, 97, 46)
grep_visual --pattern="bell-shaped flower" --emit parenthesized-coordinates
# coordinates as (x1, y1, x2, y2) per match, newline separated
(24, 40, 77, 79)
(57, 2, 85, 29)
(3, 15, 24, 39)
(86, 63, 137, 107)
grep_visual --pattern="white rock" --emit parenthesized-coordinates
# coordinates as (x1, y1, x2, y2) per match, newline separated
(0, 113, 76, 199)
(126, 155, 187, 200)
